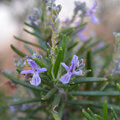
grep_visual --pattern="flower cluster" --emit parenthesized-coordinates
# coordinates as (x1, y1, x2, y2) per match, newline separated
(74, 1, 99, 24)
(21, 55, 84, 86)
(111, 32, 120, 74)
(28, 8, 42, 27)
(74, 1, 87, 17)
(21, 59, 47, 86)
(60, 55, 84, 84)
(87, 1, 99, 24)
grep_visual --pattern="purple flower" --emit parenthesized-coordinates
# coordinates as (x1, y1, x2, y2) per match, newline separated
(87, 1, 99, 24)
(60, 55, 83, 84)
(21, 59, 47, 86)
(63, 18, 69, 24)
(77, 27, 89, 42)
(28, 8, 42, 27)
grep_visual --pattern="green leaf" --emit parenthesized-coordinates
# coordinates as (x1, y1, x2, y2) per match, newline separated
(25, 45, 34, 54)
(58, 103, 64, 119)
(70, 91, 120, 96)
(51, 94, 61, 108)
(92, 43, 111, 55)
(60, 27, 75, 36)
(14, 36, 45, 50)
(10, 44, 26, 57)
(35, 30, 47, 50)
(52, 112, 61, 120)
(111, 108, 118, 120)
(86, 50, 93, 77)
(77, 39, 102, 55)
(41, 88, 57, 100)
(68, 41, 79, 51)
(70, 77, 107, 84)
(24, 28, 45, 41)
(53, 48, 63, 78)
(3, 72, 46, 92)
(69, 112, 79, 120)
(22, 107, 41, 120)
(116, 83, 120, 91)
(68, 100, 120, 111)
(87, 108, 98, 120)
(94, 114, 104, 120)
(103, 101, 108, 120)
(9, 98, 41, 106)
(60, 34, 68, 61)
(82, 109, 94, 120)
(34, 57, 47, 68)
(24, 22, 40, 32)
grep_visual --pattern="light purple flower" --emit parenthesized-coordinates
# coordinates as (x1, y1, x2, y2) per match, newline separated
(87, 1, 99, 24)
(28, 8, 42, 27)
(77, 27, 89, 42)
(62, 18, 69, 24)
(21, 59, 47, 86)
(60, 55, 83, 84)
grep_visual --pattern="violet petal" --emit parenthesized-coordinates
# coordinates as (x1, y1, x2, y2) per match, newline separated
(30, 73, 41, 86)
(60, 72, 72, 84)
(72, 70, 82, 76)
(37, 68, 47, 73)
(27, 59, 38, 69)
(21, 70, 33, 74)
(61, 63, 69, 71)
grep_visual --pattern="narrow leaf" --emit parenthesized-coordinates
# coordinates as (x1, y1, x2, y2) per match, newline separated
(10, 45, 26, 57)
(82, 109, 94, 120)
(52, 112, 61, 120)
(22, 107, 41, 120)
(9, 98, 41, 106)
(52, 94, 61, 108)
(68, 100, 120, 111)
(53, 48, 63, 78)
(103, 101, 108, 120)
(68, 41, 79, 51)
(58, 104, 64, 119)
(24, 28, 45, 41)
(34, 57, 47, 68)
(60, 34, 68, 61)
(94, 114, 104, 120)
(14, 36, 45, 50)
(70, 91, 120, 96)
(41, 89, 57, 100)
(3, 72, 46, 92)
(86, 50, 93, 77)
(111, 108, 118, 120)
(93, 43, 111, 55)
(70, 77, 107, 84)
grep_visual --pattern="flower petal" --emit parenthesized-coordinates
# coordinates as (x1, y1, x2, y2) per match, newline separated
(61, 63, 69, 71)
(91, 14, 99, 24)
(91, 1, 97, 10)
(60, 72, 72, 84)
(37, 68, 47, 73)
(77, 31, 89, 42)
(21, 70, 33, 74)
(71, 55, 78, 66)
(72, 70, 82, 76)
(30, 73, 41, 86)
(27, 59, 38, 69)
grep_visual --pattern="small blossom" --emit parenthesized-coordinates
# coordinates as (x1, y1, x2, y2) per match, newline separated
(21, 59, 47, 86)
(74, 1, 87, 17)
(62, 18, 69, 24)
(87, 1, 99, 24)
(77, 27, 89, 42)
(60, 55, 84, 84)
(28, 8, 42, 27)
